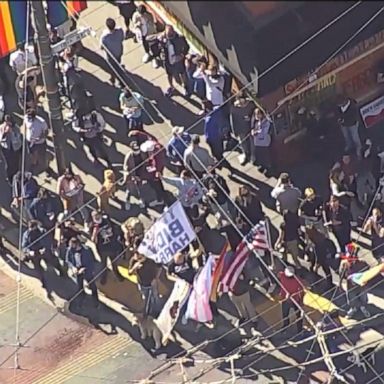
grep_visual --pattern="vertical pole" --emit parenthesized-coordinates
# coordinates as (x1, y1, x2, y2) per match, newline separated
(30, 0, 67, 174)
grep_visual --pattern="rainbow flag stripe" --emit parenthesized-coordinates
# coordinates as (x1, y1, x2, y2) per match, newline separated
(47, 0, 88, 28)
(0, 1, 28, 57)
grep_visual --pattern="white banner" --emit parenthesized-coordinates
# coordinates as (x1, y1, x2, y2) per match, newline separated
(137, 201, 196, 264)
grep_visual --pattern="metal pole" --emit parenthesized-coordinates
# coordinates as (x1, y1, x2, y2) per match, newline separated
(30, 0, 67, 174)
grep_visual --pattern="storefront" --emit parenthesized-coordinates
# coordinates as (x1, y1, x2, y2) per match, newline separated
(265, 30, 384, 166)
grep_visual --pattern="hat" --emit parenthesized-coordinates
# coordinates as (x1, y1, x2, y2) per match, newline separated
(172, 126, 184, 135)
(140, 140, 156, 153)
(284, 266, 295, 278)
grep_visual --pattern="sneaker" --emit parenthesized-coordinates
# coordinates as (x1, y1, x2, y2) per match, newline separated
(152, 59, 159, 69)
(197, 109, 205, 116)
(149, 200, 164, 208)
(125, 201, 131, 210)
(181, 316, 188, 325)
(165, 87, 174, 98)
(142, 53, 151, 63)
(238, 153, 247, 165)
(350, 221, 358, 227)
(360, 306, 371, 318)
(138, 200, 145, 209)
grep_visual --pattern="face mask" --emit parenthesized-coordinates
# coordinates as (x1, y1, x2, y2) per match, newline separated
(211, 74, 220, 79)
(94, 218, 102, 224)
(133, 150, 141, 155)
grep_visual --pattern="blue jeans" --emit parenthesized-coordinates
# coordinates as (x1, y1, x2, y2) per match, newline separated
(341, 122, 362, 157)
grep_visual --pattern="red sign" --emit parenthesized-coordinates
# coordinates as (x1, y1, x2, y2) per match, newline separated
(360, 95, 384, 128)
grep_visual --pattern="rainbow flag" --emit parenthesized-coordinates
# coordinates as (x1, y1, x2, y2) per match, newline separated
(210, 241, 231, 302)
(46, 1, 87, 28)
(0, 1, 29, 57)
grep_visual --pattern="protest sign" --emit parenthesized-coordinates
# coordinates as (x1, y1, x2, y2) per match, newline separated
(137, 201, 196, 264)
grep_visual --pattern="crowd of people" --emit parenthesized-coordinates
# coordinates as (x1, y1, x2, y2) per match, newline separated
(1, 2, 384, 378)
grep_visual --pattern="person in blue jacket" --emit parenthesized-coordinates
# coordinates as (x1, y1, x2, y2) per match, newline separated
(166, 126, 191, 167)
(65, 237, 99, 307)
(203, 100, 228, 164)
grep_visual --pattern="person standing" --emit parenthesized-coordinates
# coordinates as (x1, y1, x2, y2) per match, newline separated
(129, 252, 161, 316)
(250, 108, 272, 175)
(22, 220, 64, 290)
(324, 195, 352, 251)
(74, 110, 112, 167)
(57, 167, 89, 232)
(100, 18, 125, 86)
(271, 173, 302, 214)
(132, 5, 156, 63)
(9, 42, 37, 75)
(162, 170, 203, 218)
(23, 109, 50, 176)
(363, 207, 384, 260)
(228, 273, 258, 329)
(278, 266, 305, 333)
(157, 25, 190, 98)
(336, 95, 362, 159)
(166, 126, 191, 168)
(0, 115, 22, 183)
(203, 100, 226, 163)
(65, 237, 99, 308)
(11, 171, 39, 221)
(183, 134, 215, 179)
(299, 187, 327, 236)
(119, 88, 144, 131)
(89, 211, 124, 285)
(230, 93, 254, 165)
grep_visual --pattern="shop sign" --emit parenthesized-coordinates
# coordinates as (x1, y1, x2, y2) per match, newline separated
(360, 95, 384, 129)
(285, 29, 384, 95)
(288, 73, 336, 105)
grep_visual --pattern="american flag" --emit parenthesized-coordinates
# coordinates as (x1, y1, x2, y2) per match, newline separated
(219, 221, 270, 293)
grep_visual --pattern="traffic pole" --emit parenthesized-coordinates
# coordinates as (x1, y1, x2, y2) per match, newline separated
(30, 0, 67, 174)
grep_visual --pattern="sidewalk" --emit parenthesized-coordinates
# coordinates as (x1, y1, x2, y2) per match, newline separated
(0, 2, 384, 383)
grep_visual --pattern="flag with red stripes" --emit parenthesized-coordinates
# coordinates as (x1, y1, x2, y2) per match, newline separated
(218, 221, 269, 293)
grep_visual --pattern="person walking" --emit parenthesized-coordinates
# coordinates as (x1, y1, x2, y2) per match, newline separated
(65, 237, 99, 307)
(0, 115, 22, 183)
(100, 17, 125, 86)
(166, 126, 191, 170)
(278, 266, 305, 334)
(115, 0, 136, 39)
(363, 207, 384, 260)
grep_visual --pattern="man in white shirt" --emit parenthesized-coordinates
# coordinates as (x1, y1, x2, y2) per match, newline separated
(194, 63, 224, 106)
(271, 173, 302, 214)
(9, 43, 38, 75)
(24, 109, 50, 175)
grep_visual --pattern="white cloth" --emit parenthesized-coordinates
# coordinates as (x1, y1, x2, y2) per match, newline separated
(202, 73, 224, 106)
(9, 49, 37, 74)
(24, 116, 48, 145)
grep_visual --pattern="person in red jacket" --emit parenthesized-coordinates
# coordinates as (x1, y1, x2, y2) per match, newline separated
(278, 266, 305, 333)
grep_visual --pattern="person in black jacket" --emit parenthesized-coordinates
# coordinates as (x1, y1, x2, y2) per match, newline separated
(336, 94, 362, 159)
(157, 25, 190, 98)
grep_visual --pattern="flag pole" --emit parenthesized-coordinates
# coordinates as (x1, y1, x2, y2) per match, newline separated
(264, 217, 274, 269)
